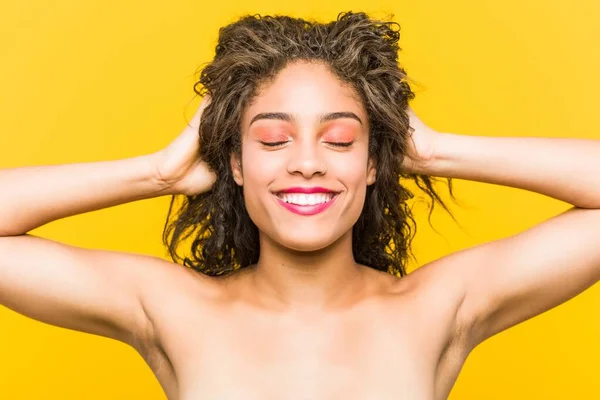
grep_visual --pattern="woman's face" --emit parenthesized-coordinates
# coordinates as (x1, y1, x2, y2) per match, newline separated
(232, 61, 376, 252)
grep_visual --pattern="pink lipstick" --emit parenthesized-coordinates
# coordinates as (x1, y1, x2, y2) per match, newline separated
(272, 187, 339, 216)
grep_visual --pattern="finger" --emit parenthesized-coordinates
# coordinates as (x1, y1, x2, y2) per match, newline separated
(188, 95, 211, 129)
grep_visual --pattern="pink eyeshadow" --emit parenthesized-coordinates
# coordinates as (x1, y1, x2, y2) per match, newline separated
(322, 129, 355, 142)
(255, 129, 288, 142)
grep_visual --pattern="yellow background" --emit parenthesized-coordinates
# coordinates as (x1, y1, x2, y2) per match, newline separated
(1, 0, 599, 398)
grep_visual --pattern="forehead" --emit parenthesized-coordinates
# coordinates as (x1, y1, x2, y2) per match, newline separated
(242, 61, 366, 127)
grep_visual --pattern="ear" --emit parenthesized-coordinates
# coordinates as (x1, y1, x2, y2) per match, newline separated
(230, 153, 243, 186)
(367, 157, 377, 185)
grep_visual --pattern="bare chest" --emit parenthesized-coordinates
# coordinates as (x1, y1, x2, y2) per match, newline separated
(144, 293, 464, 400)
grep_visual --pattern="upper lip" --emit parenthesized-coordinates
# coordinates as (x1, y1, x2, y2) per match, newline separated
(275, 187, 339, 194)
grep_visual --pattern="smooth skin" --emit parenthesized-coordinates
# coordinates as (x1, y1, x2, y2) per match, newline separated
(1, 60, 600, 400)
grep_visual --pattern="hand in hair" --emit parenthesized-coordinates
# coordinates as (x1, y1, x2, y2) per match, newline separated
(151, 95, 217, 196)
(402, 107, 442, 174)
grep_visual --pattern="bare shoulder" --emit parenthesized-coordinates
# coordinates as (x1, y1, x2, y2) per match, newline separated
(387, 258, 471, 346)
(384, 260, 474, 394)
(135, 259, 227, 338)
(140, 258, 225, 298)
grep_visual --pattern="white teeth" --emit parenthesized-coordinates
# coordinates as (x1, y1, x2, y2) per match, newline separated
(277, 193, 335, 205)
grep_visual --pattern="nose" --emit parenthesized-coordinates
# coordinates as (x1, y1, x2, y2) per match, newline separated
(286, 138, 327, 178)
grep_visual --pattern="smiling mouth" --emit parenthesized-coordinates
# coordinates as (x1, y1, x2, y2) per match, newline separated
(273, 192, 338, 206)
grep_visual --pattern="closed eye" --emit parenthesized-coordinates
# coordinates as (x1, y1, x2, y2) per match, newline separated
(326, 141, 354, 147)
(259, 141, 288, 147)
(259, 141, 354, 147)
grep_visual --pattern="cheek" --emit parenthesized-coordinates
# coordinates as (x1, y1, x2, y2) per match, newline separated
(240, 142, 280, 178)
(244, 154, 281, 182)
(331, 153, 370, 182)
(240, 150, 281, 206)
(332, 156, 370, 205)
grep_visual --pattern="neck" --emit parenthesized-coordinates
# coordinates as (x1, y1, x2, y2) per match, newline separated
(248, 230, 368, 312)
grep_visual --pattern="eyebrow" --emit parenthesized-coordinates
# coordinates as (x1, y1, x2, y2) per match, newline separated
(249, 111, 363, 127)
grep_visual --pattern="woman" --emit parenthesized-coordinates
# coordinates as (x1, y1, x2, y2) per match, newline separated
(1, 11, 599, 400)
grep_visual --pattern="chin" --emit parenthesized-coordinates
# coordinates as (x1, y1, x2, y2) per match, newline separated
(282, 241, 331, 253)
(273, 231, 345, 253)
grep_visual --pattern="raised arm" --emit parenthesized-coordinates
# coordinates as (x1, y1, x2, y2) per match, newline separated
(404, 109, 600, 350)
(0, 96, 215, 347)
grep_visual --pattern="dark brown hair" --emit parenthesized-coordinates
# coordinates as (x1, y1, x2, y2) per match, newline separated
(162, 11, 455, 277)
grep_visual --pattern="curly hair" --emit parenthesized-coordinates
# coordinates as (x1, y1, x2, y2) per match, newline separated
(162, 11, 456, 278)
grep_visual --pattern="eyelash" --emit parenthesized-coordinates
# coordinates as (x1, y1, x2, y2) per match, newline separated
(260, 141, 354, 147)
